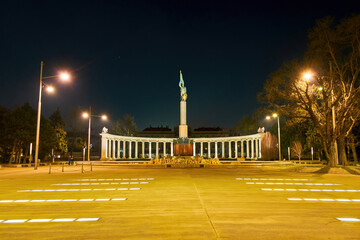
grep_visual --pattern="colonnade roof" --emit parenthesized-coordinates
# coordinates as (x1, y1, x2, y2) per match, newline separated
(100, 132, 264, 142)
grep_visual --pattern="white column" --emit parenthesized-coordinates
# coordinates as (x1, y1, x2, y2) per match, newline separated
(215, 142, 218, 158)
(222, 142, 225, 158)
(255, 139, 259, 159)
(142, 142, 145, 158)
(129, 141, 132, 159)
(246, 140, 250, 159)
(101, 137, 107, 159)
(229, 142, 232, 158)
(208, 142, 211, 158)
(135, 141, 138, 159)
(251, 140, 254, 159)
(193, 142, 196, 156)
(171, 142, 174, 156)
(149, 142, 152, 158)
(259, 138, 262, 158)
(156, 142, 159, 158)
(112, 140, 115, 159)
(241, 141, 244, 158)
(163, 142, 166, 157)
(200, 142, 203, 156)
(123, 141, 126, 159)
(235, 141, 238, 159)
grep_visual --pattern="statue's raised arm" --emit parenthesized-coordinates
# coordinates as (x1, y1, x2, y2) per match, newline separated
(179, 70, 187, 101)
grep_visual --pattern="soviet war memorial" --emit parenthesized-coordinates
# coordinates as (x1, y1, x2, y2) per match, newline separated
(100, 71, 263, 164)
(1, 1, 360, 240)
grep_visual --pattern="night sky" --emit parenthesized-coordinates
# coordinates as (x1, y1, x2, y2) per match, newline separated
(1, 0, 359, 131)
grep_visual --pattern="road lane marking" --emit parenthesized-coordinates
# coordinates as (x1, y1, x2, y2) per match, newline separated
(0, 198, 127, 203)
(261, 188, 359, 192)
(336, 218, 360, 222)
(0, 218, 101, 223)
(287, 198, 360, 202)
(52, 182, 147, 186)
(18, 188, 140, 192)
(75, 178, 154, 181)
(247, 182, 340, 185)
(237, 178, 310, 181)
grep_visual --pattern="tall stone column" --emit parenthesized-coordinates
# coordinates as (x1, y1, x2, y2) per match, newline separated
(112, 140, 115, 159)
(163, 142, 166, 157)
(241, 141, 244, 158)
(179, 101, 188, 138)
(251, 140, 254, 159)
(193, 142, 196, 156)
(246, 140, 250, 159)
(142, 142, 145, 158)
(259, 138, 262, 158)
(215, 142, 218, 158)
(229, 142, 232, 158)
(101, 136, 107, 159)
(171, 142, 174, 156)
(107, 140, 109, 159)
(135, 141, 138, 159)
(235, 141, 238, 159)
(222, 142, 225, 158)
(123, 141, 126, 159)
(255, 139, 259, 159)
(149, 142, 152, 158)
(208, 142, 211, 158)
(200, 142, 203, 156)
(156, 142, 159, 158)
(129, 141, 132, 159)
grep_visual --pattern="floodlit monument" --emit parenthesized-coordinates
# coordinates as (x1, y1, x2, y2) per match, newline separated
(100, 71, 264, 161)
(173, 71, 193, 156)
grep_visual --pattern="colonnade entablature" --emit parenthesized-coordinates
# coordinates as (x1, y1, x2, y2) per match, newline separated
(100, 132, 264, 160)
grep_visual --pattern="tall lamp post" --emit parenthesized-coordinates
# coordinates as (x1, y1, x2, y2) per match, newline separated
(34, 61, 70, 170)
(303, 70, 338, 164)
(266, 113, 282, 161)
(82, 106, 107, 161)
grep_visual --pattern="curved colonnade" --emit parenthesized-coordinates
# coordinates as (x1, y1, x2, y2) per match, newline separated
(100, 133, 264, 160)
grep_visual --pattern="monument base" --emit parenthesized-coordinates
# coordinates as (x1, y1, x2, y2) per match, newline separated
(174, 143, 193, 156)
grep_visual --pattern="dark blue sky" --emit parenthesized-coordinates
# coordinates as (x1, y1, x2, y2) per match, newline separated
(1, 0, 359, 130)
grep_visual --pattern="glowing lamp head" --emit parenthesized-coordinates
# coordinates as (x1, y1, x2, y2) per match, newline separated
(101, 115, 107, 120)
(59, 72, 70, 81)
(303, 71, 313, 82)
(266, 116, 271, 120)
(319, 86, 323, 91)
(272, 113, 278, 118)
(46, 86, 55, 93)
(82, 112, 89, 118)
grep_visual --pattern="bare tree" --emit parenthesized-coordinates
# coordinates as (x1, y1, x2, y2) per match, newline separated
(291, 141, 303, 160)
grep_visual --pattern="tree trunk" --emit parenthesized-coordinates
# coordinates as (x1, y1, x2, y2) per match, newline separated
(338, 135, 348, 166)
(349, 135, 358, 164)
(328, 140, 337, 167)
(9, 142, 16, 165)
(24, 146, 29, 164)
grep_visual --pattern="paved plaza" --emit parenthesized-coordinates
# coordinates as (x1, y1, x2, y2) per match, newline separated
(0, 165, 359, 240)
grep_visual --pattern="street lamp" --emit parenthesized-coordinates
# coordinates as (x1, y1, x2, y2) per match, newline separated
(34, 61, 71, 170)
(82, 106, 107, 161)
(301, 70, 339, 164)
(266, 113, 282, 161)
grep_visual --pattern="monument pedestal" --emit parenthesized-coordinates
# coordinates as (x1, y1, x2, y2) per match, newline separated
(174, 143, 193, 156)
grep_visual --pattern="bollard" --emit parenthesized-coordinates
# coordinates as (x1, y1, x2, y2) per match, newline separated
(49, 163, 51, 174)
(82, 163, 84, 173)
(62, 162, 64, 172)
(90, 162, 93, 172)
